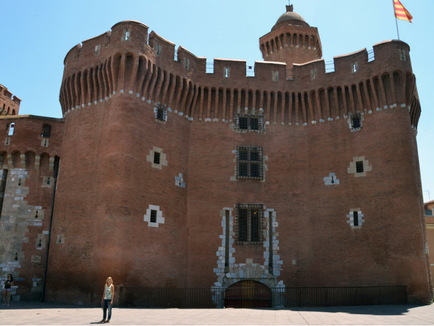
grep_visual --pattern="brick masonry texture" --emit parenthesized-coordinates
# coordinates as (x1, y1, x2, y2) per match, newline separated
(0, 6, 432, 305)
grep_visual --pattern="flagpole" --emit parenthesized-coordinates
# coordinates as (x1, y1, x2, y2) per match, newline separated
(395, 17, 400, 40)
(393, 0, 401, 40)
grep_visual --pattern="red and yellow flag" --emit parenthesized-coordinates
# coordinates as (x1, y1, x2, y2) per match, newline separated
(394, 0, 413, 22)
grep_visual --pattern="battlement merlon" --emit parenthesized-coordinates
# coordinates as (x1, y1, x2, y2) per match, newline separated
(62, 20, 413, 84)
(60, 21, 419, 127)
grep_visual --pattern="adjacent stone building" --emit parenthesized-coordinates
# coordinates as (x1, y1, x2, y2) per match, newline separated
(0, 6, 432, 305)
(425, 200, 434, 279)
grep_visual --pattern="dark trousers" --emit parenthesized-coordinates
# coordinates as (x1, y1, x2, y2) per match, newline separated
(102, 299, 112, 320)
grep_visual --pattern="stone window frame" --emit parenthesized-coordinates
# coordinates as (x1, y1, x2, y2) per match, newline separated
(235, 203, 263, 245)
(272, 71, 279, 82)
(323, 172, 340, 185)
(233, 114, 265, 133)
(347, 208, 365, 229)
(144, 204, 165, 228)
(146, 147, 168, 169)
(348, 112, 363, 131)
(347, 156, 372, 177)
(236, 146, 264, 181)
(154, 103, 167, 123)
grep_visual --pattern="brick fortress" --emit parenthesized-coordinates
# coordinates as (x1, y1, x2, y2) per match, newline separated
(0, 5, 432, 305)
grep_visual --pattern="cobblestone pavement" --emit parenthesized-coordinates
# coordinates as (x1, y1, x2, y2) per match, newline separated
(0, 302, 433, 325)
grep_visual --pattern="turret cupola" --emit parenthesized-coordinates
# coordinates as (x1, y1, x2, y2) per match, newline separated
(259, 5, 322, 77)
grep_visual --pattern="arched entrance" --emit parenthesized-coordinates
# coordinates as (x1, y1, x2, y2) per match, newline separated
(224, 280, 272, 308)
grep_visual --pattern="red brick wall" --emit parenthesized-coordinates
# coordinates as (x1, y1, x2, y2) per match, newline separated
(40, 20, 432, 305)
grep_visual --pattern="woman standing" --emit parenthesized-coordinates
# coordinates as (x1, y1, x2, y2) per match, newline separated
(100, 277, 114, 323)
(3, 274, 13, 306)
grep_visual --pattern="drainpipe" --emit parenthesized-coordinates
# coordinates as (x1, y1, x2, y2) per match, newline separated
(41, 157, 60, 301)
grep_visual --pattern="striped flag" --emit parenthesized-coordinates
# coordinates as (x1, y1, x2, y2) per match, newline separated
(394, 0, 413, 23)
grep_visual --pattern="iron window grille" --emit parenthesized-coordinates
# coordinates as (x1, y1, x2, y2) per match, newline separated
(234, 114, 265, 133)
(154, 103, 167, 122)
(236, 146, 263, 180)
(236, 203, 263, 245)
(350, 113, 362, 131)
(41, 124, 51, 138)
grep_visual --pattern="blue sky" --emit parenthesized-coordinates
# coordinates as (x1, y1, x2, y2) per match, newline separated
(1, 0, 433, 203)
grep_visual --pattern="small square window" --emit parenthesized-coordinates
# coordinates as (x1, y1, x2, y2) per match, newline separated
(356, 161, 364, 173)
(154, 152, 160, 164)
(236, 147, 263, 180)
(236, 204, 263, 244)
(150, 210, 157, 223)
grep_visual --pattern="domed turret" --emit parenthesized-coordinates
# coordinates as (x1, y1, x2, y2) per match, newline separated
(259, 5, 322, 77)
(272, 5, 310, 30)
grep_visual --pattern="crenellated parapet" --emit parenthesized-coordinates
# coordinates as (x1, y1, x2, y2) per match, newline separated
(60, 21, 420, 130)
(0, 85, 21, 116)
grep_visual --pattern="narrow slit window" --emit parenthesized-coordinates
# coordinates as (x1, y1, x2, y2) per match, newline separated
(224, 67, 230, 78)
(356, 161, 364, 173)
(352, 116, 361, 129)
(150, 210, 157, 223)
(155, 103, 167, 122)
(155, 44, 161, 56)
(41, 124, 51, 138)
(250, 118, 259, 130)
(353, 211, 359, 226)
(7, 123, 14, 136)
(351, 62, 358, 73)
(154, 152, 160, 164)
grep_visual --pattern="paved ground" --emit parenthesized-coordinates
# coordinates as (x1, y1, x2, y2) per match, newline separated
(0, 301, 433, 325)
